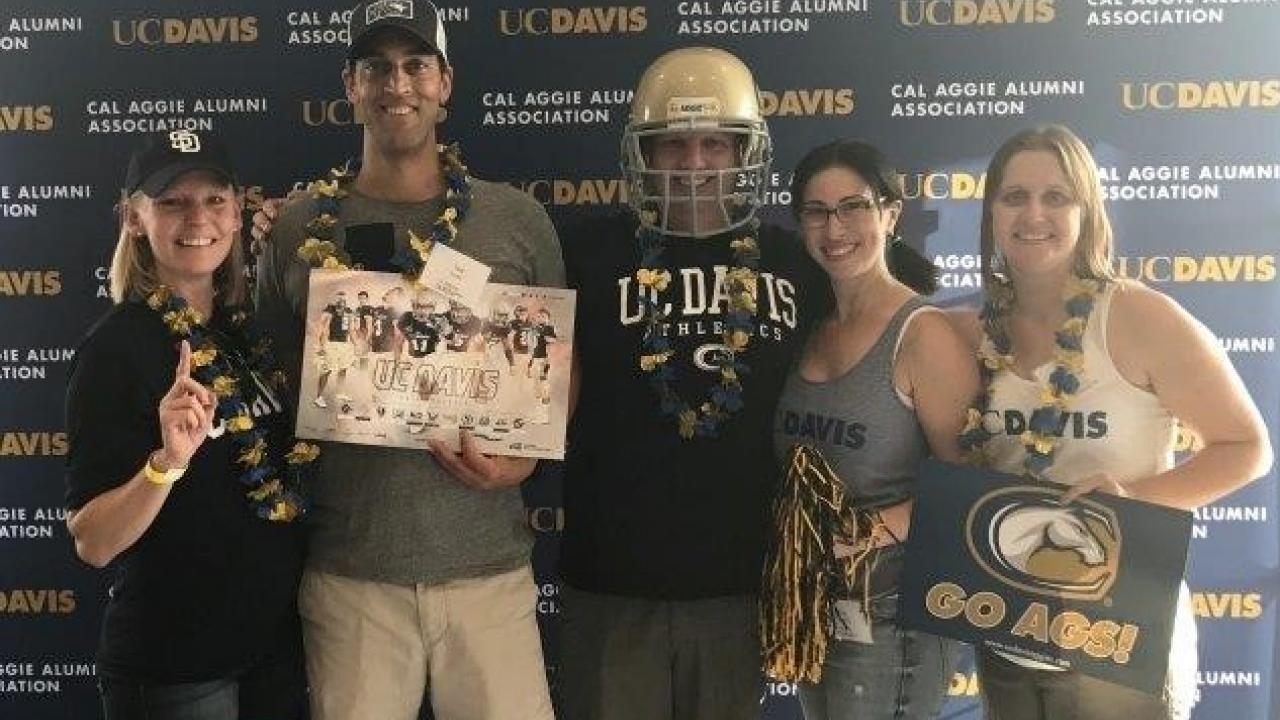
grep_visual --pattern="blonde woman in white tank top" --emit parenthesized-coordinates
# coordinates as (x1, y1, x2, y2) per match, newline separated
(949, 126, 1272, 720)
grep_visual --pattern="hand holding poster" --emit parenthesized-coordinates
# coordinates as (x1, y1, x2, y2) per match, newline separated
(899, 459, 1193, 694)
(295, 269, 575, 459)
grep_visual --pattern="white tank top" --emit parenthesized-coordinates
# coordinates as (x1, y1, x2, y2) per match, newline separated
(981, 282, 1176, 485)
(981, 282, 1196, 676)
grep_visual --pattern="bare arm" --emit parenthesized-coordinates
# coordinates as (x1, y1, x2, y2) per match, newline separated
(68, 464, 176, 568)
(872, 310, 980, 541)
(1072, 283, 1273, 509)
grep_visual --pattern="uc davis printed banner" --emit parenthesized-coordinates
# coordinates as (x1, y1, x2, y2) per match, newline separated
(899, 459, 1192, 694)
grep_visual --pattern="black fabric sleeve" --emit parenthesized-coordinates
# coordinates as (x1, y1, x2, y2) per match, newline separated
(64, 318, 160, 511)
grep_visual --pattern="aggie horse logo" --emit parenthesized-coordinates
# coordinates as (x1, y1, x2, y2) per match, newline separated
(966, 487, 1121, 601)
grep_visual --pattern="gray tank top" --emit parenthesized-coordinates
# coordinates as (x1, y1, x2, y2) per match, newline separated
(772, 297, 931, 599)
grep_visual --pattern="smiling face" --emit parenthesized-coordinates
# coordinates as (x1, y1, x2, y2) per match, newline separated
(125, 170, 241, 290)
(344, 34, 452, 158)
(990, 150, 1082, 282)
(796, 166, 900, 283)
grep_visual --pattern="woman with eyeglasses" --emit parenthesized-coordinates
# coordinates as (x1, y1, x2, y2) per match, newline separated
(950, 125, 1271, 720)
(764, 139, 977, 720)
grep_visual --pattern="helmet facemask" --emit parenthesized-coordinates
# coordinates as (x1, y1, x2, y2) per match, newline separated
(622, 121, 770, 237)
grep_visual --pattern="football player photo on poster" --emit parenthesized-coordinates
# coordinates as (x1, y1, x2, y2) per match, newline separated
(296, 269, 575, 459)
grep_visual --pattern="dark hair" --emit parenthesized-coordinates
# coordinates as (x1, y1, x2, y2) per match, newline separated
(790, 139, 938, 295)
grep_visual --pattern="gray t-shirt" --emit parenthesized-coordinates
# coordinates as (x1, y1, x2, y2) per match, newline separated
(256, 177, 565, 585)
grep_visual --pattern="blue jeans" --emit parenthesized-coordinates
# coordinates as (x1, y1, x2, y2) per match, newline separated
(102, 677, 238, 720)
(799, 594, 959, 720)
(100, 643, 306, 720)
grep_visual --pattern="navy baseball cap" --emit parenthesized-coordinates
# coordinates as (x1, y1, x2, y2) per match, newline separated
(347, 0, 449, 63)
(124, 130, 237, 197)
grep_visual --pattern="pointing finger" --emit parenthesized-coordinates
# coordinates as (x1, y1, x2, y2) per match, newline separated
(175, 340, 192, 381)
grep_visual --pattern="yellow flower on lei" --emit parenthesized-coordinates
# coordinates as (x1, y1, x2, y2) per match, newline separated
(247, 478, 281, 503)
(408, 229, 434, 259)
(146, 287, 172, 310)
(238, 438, 267, 466)
(308, 179, 342, 198)
(1021, 431, 1055, 455)
(211, 375, 239, 398)
(678, 410, 698, 439)
(190, 346, 217, 368)
(725, 329, 750, 351)
(639, 352, 672, 372)
(269, 500, 300, 523)
(962, 407, 984, 433)
(1055, 348, 1085, 372)
(308, 212, 338, 231)
(1061, 316, 1086, 336)
(286, 442, 321, 464)
(297, 237, 338, 264)
(1040, 387, 1067, 406)
(636, 269, 672, 291)
(161, 308, 201, 335)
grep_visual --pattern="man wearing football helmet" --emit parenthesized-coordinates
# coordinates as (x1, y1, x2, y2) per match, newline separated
(559, 47, 828, 720)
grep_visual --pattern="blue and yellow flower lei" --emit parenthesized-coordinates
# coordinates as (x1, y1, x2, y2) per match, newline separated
(635, 215, 761, 439)
(959, 275, 1104, 479)
(295, 143, 471, 277)
(146, 286, 315, 521)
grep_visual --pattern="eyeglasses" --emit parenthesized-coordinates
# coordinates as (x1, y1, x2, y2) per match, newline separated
(797, 196, 882, 230)
(354, 55, 441, 84)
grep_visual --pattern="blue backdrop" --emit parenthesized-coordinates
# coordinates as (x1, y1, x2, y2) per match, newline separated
(1, 2, 1277, 718)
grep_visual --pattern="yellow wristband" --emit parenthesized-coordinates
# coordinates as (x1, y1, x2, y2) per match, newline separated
(143, 453, 186, 485)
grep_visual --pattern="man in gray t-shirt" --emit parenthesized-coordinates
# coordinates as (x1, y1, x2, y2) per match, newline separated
(254, 3, 562, 719)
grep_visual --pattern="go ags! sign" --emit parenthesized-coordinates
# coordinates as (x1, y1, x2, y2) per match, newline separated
(899, 460, 1192, 694)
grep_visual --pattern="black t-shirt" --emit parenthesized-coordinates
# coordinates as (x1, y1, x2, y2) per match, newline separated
(398, 312, 442, 358)
(367, 306, 397, 353)
(324, 303, 354, 341)
(484, 319, 512, 343)
(510, 318, 534, 354)
(531, 323, 556, 359)
(444, 315, 481, 352)
(64, 302, 305, 683)
(560, 214, 830, 599)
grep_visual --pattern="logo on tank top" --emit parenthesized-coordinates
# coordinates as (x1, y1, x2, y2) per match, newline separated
(985, 409, 1107, 439)
(778, 410, 866, 449)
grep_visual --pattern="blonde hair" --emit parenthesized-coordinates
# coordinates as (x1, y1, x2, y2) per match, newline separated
(979, 125, 1118, 287)
(108, 187, 246, 306)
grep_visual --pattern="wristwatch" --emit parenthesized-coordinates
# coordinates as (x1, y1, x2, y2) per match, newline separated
(143, 452, 187, 485)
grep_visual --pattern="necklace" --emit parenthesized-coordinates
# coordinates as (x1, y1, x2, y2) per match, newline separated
(635, 215, 761, 439)
(146, 287, 315, 521)
(296, 143, 471, 277)
(959, 274, 1104, 478)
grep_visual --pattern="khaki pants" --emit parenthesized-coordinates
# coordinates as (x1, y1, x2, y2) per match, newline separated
(299, 565, 553, 720)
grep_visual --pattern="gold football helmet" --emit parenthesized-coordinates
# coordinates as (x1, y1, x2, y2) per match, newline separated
(621, 47, 771, 237)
